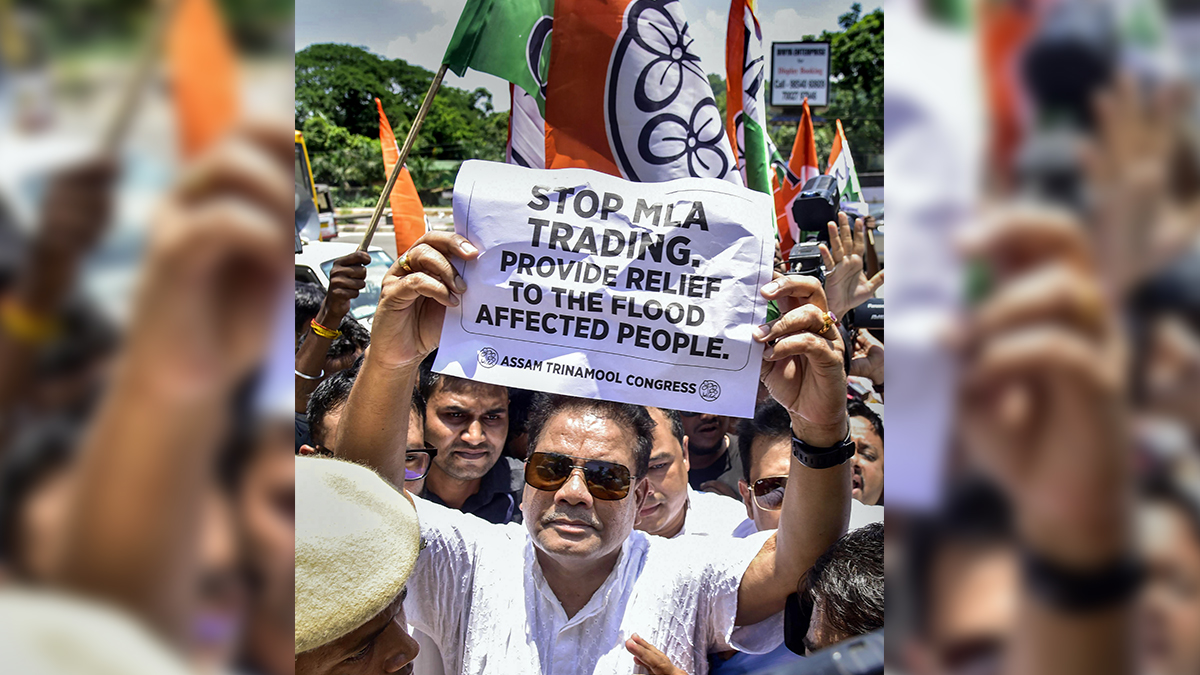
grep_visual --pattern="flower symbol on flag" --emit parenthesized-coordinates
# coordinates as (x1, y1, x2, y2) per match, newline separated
(638, 97, 730, 178)
(629, 2, 705, 113)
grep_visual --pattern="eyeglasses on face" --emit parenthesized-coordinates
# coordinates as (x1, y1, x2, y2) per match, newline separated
(404, 443, 437, 481)
(524, 451, 633, 500)
(751, 475, 788, 511)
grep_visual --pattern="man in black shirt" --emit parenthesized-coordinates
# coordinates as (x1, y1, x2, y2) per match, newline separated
(682, 411, 742, 497)
(417, 353, 523, 524)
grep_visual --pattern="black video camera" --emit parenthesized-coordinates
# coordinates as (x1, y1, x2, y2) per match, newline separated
(844, 297, 884, 333)
(1016, 0, 1117, 211)
(786, 241, 825, 285)
(790, 175, 840, 244)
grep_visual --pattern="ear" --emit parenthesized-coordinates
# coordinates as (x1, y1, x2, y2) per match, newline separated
(680, 440, 690, 471)
(634, 477, 651, 509)
(298, 444, 317, 456)
(738, 480, 754, 520)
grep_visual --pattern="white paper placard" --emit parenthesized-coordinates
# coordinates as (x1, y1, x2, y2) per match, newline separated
(431, 160, 775, 417)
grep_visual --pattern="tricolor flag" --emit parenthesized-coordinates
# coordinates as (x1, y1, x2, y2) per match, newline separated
(544, 0, 740, 184)
(773, 98, 820, 253)
(726, 0, 771, 194)
(166, 0, 238, 158)
(827, 119, 868, 217)
(375, 98, 427, 254)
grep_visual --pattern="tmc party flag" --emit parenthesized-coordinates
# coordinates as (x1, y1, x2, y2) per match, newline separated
(726, 0, 771, 194)
(827, 119, 869, 217)
(773, 98, 820, 253)
(166, 0, 238, 159)
(443, 0, 554, 115)
(544, 0, 741, 185)
(507, 83, 547, 169)
(376, 98, 427, 253)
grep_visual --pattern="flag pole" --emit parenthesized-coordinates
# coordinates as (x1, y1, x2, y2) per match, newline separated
(358, 63, 448, 252)
(101, 0, 185, 153)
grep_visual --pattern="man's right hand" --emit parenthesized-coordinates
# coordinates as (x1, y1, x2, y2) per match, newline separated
(367, 231, 479, 370)
(318, 250, 370, 324)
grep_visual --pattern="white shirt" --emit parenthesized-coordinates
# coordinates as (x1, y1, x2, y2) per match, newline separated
(678, 487, 751, 538)
(406, 496, 783, 675)
(730, 499, 884, 538)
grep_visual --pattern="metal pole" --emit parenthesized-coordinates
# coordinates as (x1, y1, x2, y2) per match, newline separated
(358, 63, 448, 252)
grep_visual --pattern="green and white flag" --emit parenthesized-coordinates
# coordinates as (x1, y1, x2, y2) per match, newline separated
(443, 0, 555, 115)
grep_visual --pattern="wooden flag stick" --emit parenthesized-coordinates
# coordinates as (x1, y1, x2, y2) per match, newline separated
(359, 63, 448, 252)
(100, 0, 185, 153)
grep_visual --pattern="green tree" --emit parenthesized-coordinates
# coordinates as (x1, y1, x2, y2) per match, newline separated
(300, 114, 383, 190)
(766, 6, 882, 171)
(295, 44, 509, 162)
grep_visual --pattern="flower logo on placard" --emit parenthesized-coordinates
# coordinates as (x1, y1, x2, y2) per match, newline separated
(478, 347, 499, 368)
(699, 380, 721, 402)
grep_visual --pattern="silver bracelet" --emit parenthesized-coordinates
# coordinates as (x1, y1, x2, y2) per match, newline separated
(295, 368, 325, 381)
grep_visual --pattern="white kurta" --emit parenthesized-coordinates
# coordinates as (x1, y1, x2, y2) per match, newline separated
(405, 496, 783, 675)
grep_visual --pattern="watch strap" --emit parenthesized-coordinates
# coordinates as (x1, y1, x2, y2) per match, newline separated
(791, 429, 855, 469)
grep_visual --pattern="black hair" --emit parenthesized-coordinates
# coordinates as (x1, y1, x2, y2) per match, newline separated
(737, 399, 793, 486)
(907, 476, 1013, 637)
(305, 356, 363, 447)
(35, 298, 119, 380)
(410, 385, 426, 424)
(297, 315, 370, 366)
(847, 400, 883, 440)
(0, 417, 82, 578)
(653, 409, 685, 447)
(417, 348, 509, 405)
(417, 350, 441, 401)
(526, 394, 654, 478)
(800, 522, 885, 640)
(295, 281, 324, 338)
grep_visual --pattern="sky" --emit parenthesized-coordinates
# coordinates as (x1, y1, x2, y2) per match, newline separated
(295, 0, 880, 111)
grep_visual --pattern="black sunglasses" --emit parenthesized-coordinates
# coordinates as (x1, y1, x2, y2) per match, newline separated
(524, 451, 633, 500)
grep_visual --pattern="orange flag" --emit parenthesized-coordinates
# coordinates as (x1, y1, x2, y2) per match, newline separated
(773, 98, 820, 253)
(166, 0, 238, 159)
(375, 98, 426, 254)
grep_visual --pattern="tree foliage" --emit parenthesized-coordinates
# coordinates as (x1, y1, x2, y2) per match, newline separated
(295, 44, 508, 162)
(762, 6, 883, 170)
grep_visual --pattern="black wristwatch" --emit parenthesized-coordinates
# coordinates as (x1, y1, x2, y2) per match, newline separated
(1022, 549, 1145, 612)
(791, 429, 856, 469)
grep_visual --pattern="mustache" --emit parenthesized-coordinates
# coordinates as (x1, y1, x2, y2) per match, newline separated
(448, 441, 493, 453)
(540, 509, 603, 530)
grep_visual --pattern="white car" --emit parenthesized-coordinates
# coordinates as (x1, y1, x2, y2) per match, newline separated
(295, 241, 394, 329)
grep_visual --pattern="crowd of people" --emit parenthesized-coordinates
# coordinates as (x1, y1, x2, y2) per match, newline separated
(885, 3, 1200, 673)
(292, 209, 888, 674)
(0, 121, 297, 675)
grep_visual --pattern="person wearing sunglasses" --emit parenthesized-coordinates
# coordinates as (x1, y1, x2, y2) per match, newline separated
(331, 230, 856, 675)
(299, 363, 435, 494)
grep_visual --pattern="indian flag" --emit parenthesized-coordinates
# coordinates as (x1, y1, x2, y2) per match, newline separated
(725, 0, 771, 194)
(773, 98, 820, 253)
(827, 119, 869, 217)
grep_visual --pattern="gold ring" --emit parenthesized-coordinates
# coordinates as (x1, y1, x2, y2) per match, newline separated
(820, 311, 837, 335)
(397, 253, 413, 274)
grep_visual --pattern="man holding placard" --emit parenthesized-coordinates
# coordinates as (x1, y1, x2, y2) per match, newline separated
(333, 161, 853, 674)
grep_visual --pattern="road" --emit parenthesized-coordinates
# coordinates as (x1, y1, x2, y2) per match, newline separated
(331, 212, 455, 259)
